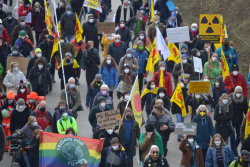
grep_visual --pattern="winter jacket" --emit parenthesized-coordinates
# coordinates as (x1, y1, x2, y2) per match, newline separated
(86, 81, 103, 110)
(101, 36, 114, 58)
(192, 115, 215, 149)
(151, 95, 171, 111)
(52, 108, 73, 133)
(195, 40, 215, 52)
(0, 4, 8, 13)
(141, 92, 157, 114)
(30, 136, 39, 167)
(212, 75, 229, 108)
(115, 5, 134, 25)
(172, 62, 195, 84)
(93, 129, 120, 148)
(116, 27, 131, 48)
(55, 42, 75, 64)
(70, 0, 84, 15)
(10, 103, 30, 134)
(26, 56, 49, 79)
(0, 125, 5, 160)
(185, 30, 199, 55)
(199, 50, 209, 68)
(9, 24, 34, 46)
(82, 21, 98, 48)
(18, 4, 33, 26)
(88, 104, 112, 132)
(15, 149, 33, 167)
(99, 65, 118, 87)
(60, 12, 76, 36)
(30, 109, 53, 130)
(3, 70, 27, 94)
(203, 60, 222, 86)
(0, 10, 6, 21)
(144, 154, 170, 167)
(126, 16, 145, 38)
(2, 17, 19, 38)
(133, 49, 148, 74)
(117, 74, 136, 99)
(54, 7, 66, 25)
(13, 5, 19, 19)
(179, 139, 204, 167)
(152, 70, 173, 97)
(84, 50, 100, 85)
(31, 7, 46, 32)
(12, 124, 42, 140)
(118, 55, 139, 75)
(80, 48, 100, 68)
(215, 46, 236, 72)
(214, 103, 233, 140)
(116, 101, 132, 117)
(18, 39, 33, 57)
(224, 73, 248, 98)
(107, 41, 127, 65)
(57, 115, 78, 134)
(205, 145, 234, 167)
(0, 27, 9, 43)
(37, 38, 53, 62)
(176, 13, 183, 27)
(229, 93, 248, 125)
(92, 92, 114, 110)
(147, 22, 164, 43)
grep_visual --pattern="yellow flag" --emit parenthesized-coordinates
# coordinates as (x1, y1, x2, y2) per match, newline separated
(130, 76, 143, 127)
(150, 0, 154, 22)
(167, 43, 181, 63)
(245, 100, 250, 138)
(221, 48, 230, 80)
(75, 13, 83, 43)
(170, 82, 187, 117)
(159, 68, 164, 87)
(145, 39, 160, 75)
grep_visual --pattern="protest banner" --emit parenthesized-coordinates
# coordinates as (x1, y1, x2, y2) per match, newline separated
(175, 123, 197, 135)
(83, 0, 102, 13)
(193, 57, 203, 73)
(189, 81, 210, 93)
(97, 22, 116, 34)
(96, 109, 122, 129)
(117, 80, 132, 93)
(166, 26, 190, 43)
(7, 57, 30, 74)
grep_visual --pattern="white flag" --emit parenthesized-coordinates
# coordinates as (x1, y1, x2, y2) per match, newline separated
(156, 27, 171, 61)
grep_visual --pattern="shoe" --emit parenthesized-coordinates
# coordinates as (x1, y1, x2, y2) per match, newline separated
(52, 79, 56, 83)
(109, 9, 112, 12)
(9, 151, 14, 156)
(5, 148, 8, 152)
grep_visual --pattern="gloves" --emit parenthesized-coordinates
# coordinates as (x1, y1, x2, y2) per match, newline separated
(6, 135, 13, 141)
(82, 67, 85, 71)
(231, 87, 235, 91)
(47, 63, 52, 68)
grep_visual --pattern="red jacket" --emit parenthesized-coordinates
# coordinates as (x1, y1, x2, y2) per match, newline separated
(224, 73, 248, 98)
(17, 88, 30, 102)
(2, 28, 9, 44)
(31, 109, 53, 130)
(18, 5, 33, 26)
(152, 70, 173, 97)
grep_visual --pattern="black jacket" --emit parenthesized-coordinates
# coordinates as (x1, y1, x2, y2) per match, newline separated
(116, 101, 132, 118)
(26, 56, 49, 79)
(19, 41, 33, 57)
(37, 38, 53, 62)
(176, 13, 182, 27)
(0, 10, 6, 21)
(84, 50, 100, 84)
(30, 137, 39, 167)
(71, 0, 85, 15)
(107, 41, 127, 65)
(58, 61, 80, 81)
(82, 21, 99, 47)
(116, 27, 131, 48)
(115, 5, 134, 25)
(10, 104, 30, 134)
(151, 95, 171, 111)
(93, 129, 120, 148)
(54, 7, 66, 24)
(28, 66, 52, 93)
(143, 154, 170, 167)
(60, 13, 76, 36)
(2, 17, 19, 37)
(0, 46, 7, 68)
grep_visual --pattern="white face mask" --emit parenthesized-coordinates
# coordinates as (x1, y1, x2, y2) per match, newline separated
(38, 65, 43, 69)
(89, 19, 94, 23)
(180, 83, 185, 88)
(107, 129, 113, 134)
(124, 69, 129, 73)
(159, 93, 165, 98)
(13, 67, 19, 72)
(7, 17, 12, 20)
(236, 93, 241, 98)
(115, 39, 120, 43)
(215, 82, 220, 87)
(8, 100, 13, 103)
(176, 11, 178, 14)
(120, 24, 125, 27)
(138, 17, 142, 20)
(124, 95, 130, 100)
(196, 52, 201, 56)
(182, 59, 187, 64)
(108, 37, 112, 40)
(20, 89, 25, 93)
(44, 35, 49, 38)
(20, 22, 25, 26)
(66, 11, 71, 15)
(20, 36, 25, 39)
(106, 60, 111, 64)
(100, 102, 106, 108)
(154, 21, 158, 24)
(195, 95, 201, 99)
(147, 132, 153, 135)
(69, 134, 73, 136)
(188, 139, 194, 144)
(112, 145, 118, 150)
(59, 2, 63, 6)
(150, 85, 155, 89)
(222, 99, 228, 104)
(60, 39, 64, 43)
(139, 36, 144, 40)
(203, 79, 209, 81)
(212, 57, 217, 62)
(214, 141, 221, 146)
(233, 71, 238, 76)
(33, 122, 38, 126)
(29, 99, 35, 103)
(161, 67, 165, 71)
(19, 105, 24, 109)
(36, 53, 42, 58)
(62, 113, 68, 117)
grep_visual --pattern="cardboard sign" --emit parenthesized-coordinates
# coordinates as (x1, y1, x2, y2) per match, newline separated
(188, 81, 210, 93)
(193, 57, 203, 73)
(199, 14, 221, 43)
(175, 123, 197, 135)
(97, 22, 116, 34)
(7, 57, 30, 74)
(117, 80, 132, 93)
(166, 26, 190, 43)
(166, 0, 175, 11)
(96, 109, 122, 129)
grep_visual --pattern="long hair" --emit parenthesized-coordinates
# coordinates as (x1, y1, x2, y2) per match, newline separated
(10, 62, 18, 72)
(32, 129, 40, 137)
(209, 133, 226, 147)
(99, 55, 118, 70)
(56, 100, 68, 108)
(218, 93, 232, 104)
(144, 145, 159, 160)
(25, 116, 36, 126)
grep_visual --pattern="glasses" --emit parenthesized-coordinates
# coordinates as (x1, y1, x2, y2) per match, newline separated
(152, 151, 158, 154)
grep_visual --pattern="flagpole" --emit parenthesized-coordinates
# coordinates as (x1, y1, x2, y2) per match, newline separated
(52, 0, 68, 105)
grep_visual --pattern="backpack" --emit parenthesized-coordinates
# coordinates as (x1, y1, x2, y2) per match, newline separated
(35, 110, 50, 130)
(105, 147, 123, 167)
(59, 116, 73, 130)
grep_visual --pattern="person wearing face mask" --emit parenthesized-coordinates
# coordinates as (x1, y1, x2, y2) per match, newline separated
(27, 92, 39, 112)
(214, 93, 233, 144)
(228, 86, 248, 157)
(115, 0, 134, 26)
(215, 38, 236, 72)
(203, 53, 222, 86)
(185, 23, 199, 54)
(18, 0, 33, 26)
(192, 105, 215, 165)
(13, 0, 23, 19)
(101, 33, 114, 58)
(116, 91, 132, 116)
(224, 64, 248, 98)
(150, 87, 171, 112)
(54, 0, 65, 24)
(154, 0, 171, 25)
(17, 80, 30, 102)
(8, 45, 23, 57)
(52, 102, 73, 133)
(30, 100, 53, 131)
(3, 62, 26, 94)
(147, 16, 164, 43)
(175, 7, 183, 27)
(132, 31, 152, 53)
(92, 84, 114, 110)
(118, 48, 139, 75)
(189, 48, 205, 80)
(57, 106, 77, 135)
(14, 30, 34, 58)
(116, 20, 131, 48)
(206, 134, 234, 167)
(185, 91, 213, 121)
(65, 127, 75, 136)
(60, 5, 76, 42)
(89, 97, 112, 132)
(200, 75, 214, 113)
(179, 134, 204, 167)
(2, 11, 18, 38)
(138, 122, 164, 164)
(144, 145, 170, 167)
(58, 52, 80, 90)
(37, 28, 49, 44)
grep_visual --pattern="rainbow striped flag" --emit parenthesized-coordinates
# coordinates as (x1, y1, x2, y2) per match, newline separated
(39, 132, 104, 167)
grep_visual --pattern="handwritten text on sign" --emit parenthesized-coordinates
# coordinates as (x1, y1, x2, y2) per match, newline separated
(188, 81, 210, 93)
(175, 123, 197, 135)
(97, 22, 116, 34)
(96, 109, 122, 129)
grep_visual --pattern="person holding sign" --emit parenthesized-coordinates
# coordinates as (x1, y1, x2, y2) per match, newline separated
(192, 105, 215, 165)
(185, 23, 199, 54)
(189, 48, 204, 80)
(101, 33, 114, 58)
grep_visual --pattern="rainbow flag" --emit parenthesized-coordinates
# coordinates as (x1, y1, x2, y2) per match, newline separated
(39, 132, 104, 167)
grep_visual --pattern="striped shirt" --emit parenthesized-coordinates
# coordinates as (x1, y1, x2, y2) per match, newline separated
(216, 147, 223, 164)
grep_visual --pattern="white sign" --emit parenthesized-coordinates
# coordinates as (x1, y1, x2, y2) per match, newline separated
(166, 26, 190, 43)
(83, 1, 102, 13)
(25, 13, 32, 23)
(193, 57, 203, 73)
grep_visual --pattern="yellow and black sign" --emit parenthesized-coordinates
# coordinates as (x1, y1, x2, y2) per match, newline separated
(199, 14, 221, 43)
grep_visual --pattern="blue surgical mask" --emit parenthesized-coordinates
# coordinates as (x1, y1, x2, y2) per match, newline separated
(69, 84, 75, 89)
(127, 54, 132, 58)
(25, 4, 30, 7)
(222, 99, 228, 104)
(191, 28, 196, 32)
(12, 51, 18, 55)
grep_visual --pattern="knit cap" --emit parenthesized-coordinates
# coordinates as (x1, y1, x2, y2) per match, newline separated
(35, 48, 42, 55)
(95, 74, 102, 80)
(19, 80, 26, 89)
(29, 92, 38, 100)
(182, 54, 188, 59)
(235, 86, 243, 93)
(137, 40, 144, 46)
(21, 139, 30, 148)
(60, 107, 67, 114)
(191, 48, 198, 56)
(181, 44, 187, 50)
(231, 64, 239, 71)
(17, 98, 25, 105)
(7, 90, 15, 99)
(12, 45, 19, 51)
(145, 122, 154, 132)
(19, 30, 26, 36)
(65, 52, 72, 58)
(124, 107, 132, 114)
(126, 48, 133, 53)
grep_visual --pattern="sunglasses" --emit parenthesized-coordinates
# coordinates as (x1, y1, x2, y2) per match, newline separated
(152, 151, 158, 154)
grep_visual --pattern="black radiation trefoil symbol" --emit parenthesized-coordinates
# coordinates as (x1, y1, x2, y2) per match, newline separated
(201, 16, 220, 33)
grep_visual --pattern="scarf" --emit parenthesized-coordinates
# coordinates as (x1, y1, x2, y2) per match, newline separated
(191, 28, 198, 38)
(200, 116, 207, 126)
(15, 104, 27, 112)
(219, 102, 230, 114)
(71, 38, 85, 53)
(189, 141, 197, 167)
(123, 74, 132, 84)
(232, 93, 244, 104)
(15, 38, 24, 47)
(58, 58, 79, 69)
(140, 87, 159, 99)
(105, 63, 113, 72)
(119, 26, 125, 31)
(120, 5, 130, 22)
(114, 40, 121, 47)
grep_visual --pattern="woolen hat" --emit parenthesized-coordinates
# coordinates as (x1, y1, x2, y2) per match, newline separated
(235, 86, 243, 93)
(124, 107, 132, 114)
(65, 52, 72, 57)
(19, 16, 25, 21)
(95, 74, 102, 80)
(137, 40, 144, 46)
(241, 150, 250, 162)
(182, 54, 188, 59)
(6, 11, 12, 16)
(88, 14, 94, 18)
(66, 5, 72, 11)
(29, 92, 38, 100)
(191, 48, 198, 56)
(231, 64, 239, 71)
(35, 48, 42, 55)
(181, 44, 187, 50)
(7, 90, 15, 99)
(12, 45, 19, 51)
(19, 80, 26, 89)
(17, 98, 25, 105)
(98, 96, 106, 103)
(19, 30, 26, 36)
(126, 48, 133, 53)
(21, 139, 30, 148)
(145, 122, 154, 132)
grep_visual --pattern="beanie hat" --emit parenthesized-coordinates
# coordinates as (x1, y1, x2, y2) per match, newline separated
(12, 45, 19, 51)
(100, 84, 109, 91)
(124, 107, 132, 114)
(145, 122, 154, 132)
(17, 98, 25, 105)
(60, 107, 67, 114)
(76, 159, 88, 166)
(24, 0, 30, 4)
(231, 64, 239, 71)
(182, 54, 188, 59)
(6, 11, 12, 16)
(223, 38, 229, 43)
(19, 16, 25, 21)
(191, 48, 198, 56)
(29, 92, 38, 100)
(123, 64, 131, 69)
(7, 90, 15, 99)
(175, 7, 179, 11)
(126, 48, 133, 53)
(65, 52, 72, 58)
(88, 14, 94, 18)
(181, 44, 187, 50)
(19, 80, 26, 89)
(98, 96, 106, 103)
(35, 48, 42, 55)
(19, 30, 26, 36)
(137, 40, 144, 46)
(66, 5, 72, 11)
(235, 86, 243, 93)
(95, 74, 102, 80)
(21, 139, 30, 148)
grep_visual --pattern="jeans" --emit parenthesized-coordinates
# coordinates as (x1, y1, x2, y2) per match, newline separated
(176, 113, 185, 139)
(66, 35, 75, 42)
(124, 145, 133, 167)
(230, 123, 241, 157)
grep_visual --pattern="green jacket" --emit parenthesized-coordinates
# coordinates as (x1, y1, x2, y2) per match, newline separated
(229, 159, 245, 167)
(114, 118, 140, 157)
(203, 60, 222, 86)
(57, 116, 78, 134)
(88, 104, 112, 132)
(55, 42, 75, 64)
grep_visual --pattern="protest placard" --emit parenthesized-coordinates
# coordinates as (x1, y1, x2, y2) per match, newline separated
(97, 22, 116, 34)
(117, 80, 132, 93)
(25, 12, 32, 23)
(189, 81, 210, 93)
(96, 109, 122, 129)
(7, 57, 30, 74)
(175, 123, 197, 135)
(193, 57, 203, 73)
(166, 0, 175, 11)
(166, 26, 190, 43)
(83, 0, 102, 13)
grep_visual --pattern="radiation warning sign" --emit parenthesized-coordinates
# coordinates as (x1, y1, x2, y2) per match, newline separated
(199, 14, 221, 43)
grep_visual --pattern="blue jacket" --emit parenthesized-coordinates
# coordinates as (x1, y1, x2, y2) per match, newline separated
(85, 82, 102, 110)
(215, 46, 236, 72)
(205, 145, 234, 167)
(247, 72, 250, 85)
(133, 49, 148, 74)
(192, 115, 215, 149)
(99, 65, 118, 87)
(141, 92, 157, 114)
(154, 0, 171, 20)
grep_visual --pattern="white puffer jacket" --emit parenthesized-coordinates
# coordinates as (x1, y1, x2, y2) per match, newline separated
(3, 70, 26, 94)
